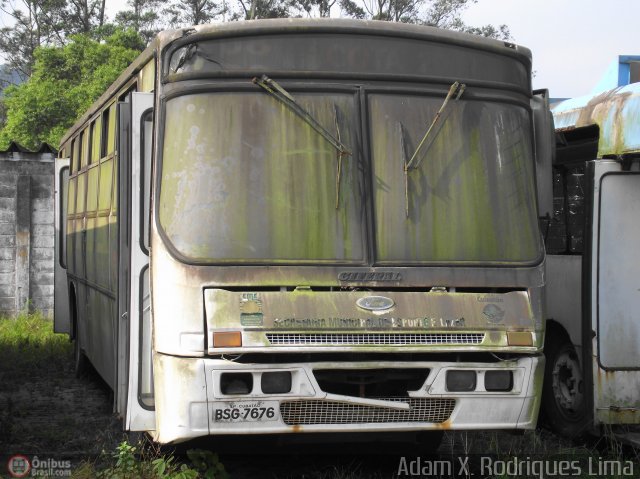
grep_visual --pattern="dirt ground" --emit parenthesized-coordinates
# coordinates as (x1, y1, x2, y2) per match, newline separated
(1, 343, 637, 479)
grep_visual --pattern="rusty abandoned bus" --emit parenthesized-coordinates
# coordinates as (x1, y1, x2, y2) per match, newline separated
(53, 19, 552, 444)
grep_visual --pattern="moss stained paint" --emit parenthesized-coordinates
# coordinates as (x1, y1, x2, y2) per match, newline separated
(159, 90, 540, 265)
(369, 94, 540, 263)
(160, 92, 364, 263)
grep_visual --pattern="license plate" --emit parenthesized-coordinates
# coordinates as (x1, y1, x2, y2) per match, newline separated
(212, 400, 280, 423)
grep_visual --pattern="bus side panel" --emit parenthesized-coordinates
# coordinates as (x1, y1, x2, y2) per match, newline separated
(593, 168, 640, 425)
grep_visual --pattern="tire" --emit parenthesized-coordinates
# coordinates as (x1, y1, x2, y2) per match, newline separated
(72, 311, 88, 378)
(542, 335, 588, 438)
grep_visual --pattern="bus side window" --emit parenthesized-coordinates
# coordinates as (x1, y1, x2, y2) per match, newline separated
(82, 127, 90, 170)
(142, 110, 153, 250)
(71, 138, 79, 174)
(101, 107, 110, 158)
(90, 118, 101, 164)
(103, 103, 116, 156)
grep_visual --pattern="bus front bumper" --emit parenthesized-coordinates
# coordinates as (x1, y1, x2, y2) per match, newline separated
(152, 354, 544, 444)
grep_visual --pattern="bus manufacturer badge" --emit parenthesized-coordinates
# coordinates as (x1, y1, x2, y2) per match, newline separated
(338, 272, 402, 282)
(356, 296, 395, 312)
(482, 303, 505, 324)
(240, 293, 263, 326)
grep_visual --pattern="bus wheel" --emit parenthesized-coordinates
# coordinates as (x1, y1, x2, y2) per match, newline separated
(73, 321, 88, 378)
(542, 336, 587, 438)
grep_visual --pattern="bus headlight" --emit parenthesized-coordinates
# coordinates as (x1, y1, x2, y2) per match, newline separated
(484, 370, 513, 391)
(261, 371, 292, 394)
(446, 370, 477, 392)
(221, 372, 253, 395)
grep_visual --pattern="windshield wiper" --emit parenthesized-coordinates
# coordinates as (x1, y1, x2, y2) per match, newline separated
(253, 75, 351, 209)
(333, 104, 348, 209)
(401, 81, 465, 218)
(398, 122, 411, 218)
(405, 81, 465, 171)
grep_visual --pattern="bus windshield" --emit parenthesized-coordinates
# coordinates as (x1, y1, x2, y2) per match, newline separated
(159, 91, 366, 263)
(369, 93, 542, 265)
(159, 90, 542, 265)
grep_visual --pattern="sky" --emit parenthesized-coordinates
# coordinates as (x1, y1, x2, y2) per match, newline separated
(103, 0, 640, 100)
(460, 0, 640, 99)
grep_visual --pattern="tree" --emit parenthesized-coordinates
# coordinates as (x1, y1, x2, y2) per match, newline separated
(358, 0, 421, 22)
(0, 0, 112, 77)
(0, 0, 67, 77)
(164, 0, 224, 27)
(423, 0, 511, 39)
(0, 29, 144, 149)
(63, 0, 107, 34)
(114, 0, 164, 44)
(231, 0, 291, 20)
(339, 0, 511, 40)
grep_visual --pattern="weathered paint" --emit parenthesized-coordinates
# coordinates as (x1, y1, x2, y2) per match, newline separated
(56, 19, 546, 443)
(204, 289, 541, 353)
(594, 358, 640, 425)
(139, 59, 155, 93)
(369, 94, 540, 264)
(160, 92, 363, 263)
(552, 82, 640, 156)
(589, 164, 640, 426)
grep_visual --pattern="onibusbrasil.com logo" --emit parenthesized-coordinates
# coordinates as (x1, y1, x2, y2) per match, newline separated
(6, 455, 72, 477)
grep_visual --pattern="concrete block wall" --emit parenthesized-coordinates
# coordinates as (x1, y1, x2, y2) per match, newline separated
(0, 145, 56, 317)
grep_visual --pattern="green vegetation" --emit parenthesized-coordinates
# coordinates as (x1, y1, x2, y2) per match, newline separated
(0, 310, 71, 370)
(0, 29, 143, 150)
(71, 440, 229, 479)
(0, 313, 229, 478)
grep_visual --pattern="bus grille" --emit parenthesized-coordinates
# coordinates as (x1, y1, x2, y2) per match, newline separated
(280, 397, 455, 425)
(266, 333, 484, 346)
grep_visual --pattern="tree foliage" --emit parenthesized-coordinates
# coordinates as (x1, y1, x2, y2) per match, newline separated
(0, 29, 143, 149)
(114, 0, 163, 45)
(164, 0, 224, 27)
(0, 0, 111, 77)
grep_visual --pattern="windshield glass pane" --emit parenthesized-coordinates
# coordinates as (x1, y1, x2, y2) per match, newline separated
(159, 92, 365, 263)
(369, 94, 541, 264)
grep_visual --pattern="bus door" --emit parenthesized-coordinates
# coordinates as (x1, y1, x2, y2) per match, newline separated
(54, 158, 70, 333)
(116, 92, 156, 431)
(591, 160, 640, 425)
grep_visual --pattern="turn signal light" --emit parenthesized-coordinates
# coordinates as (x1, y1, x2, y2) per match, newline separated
(213, 331, 242, 348)
(507, 331, 533, 346)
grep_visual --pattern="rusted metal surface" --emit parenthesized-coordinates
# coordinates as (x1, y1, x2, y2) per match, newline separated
(552, 82, 640, 156)
(594, 360, 640, 425)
